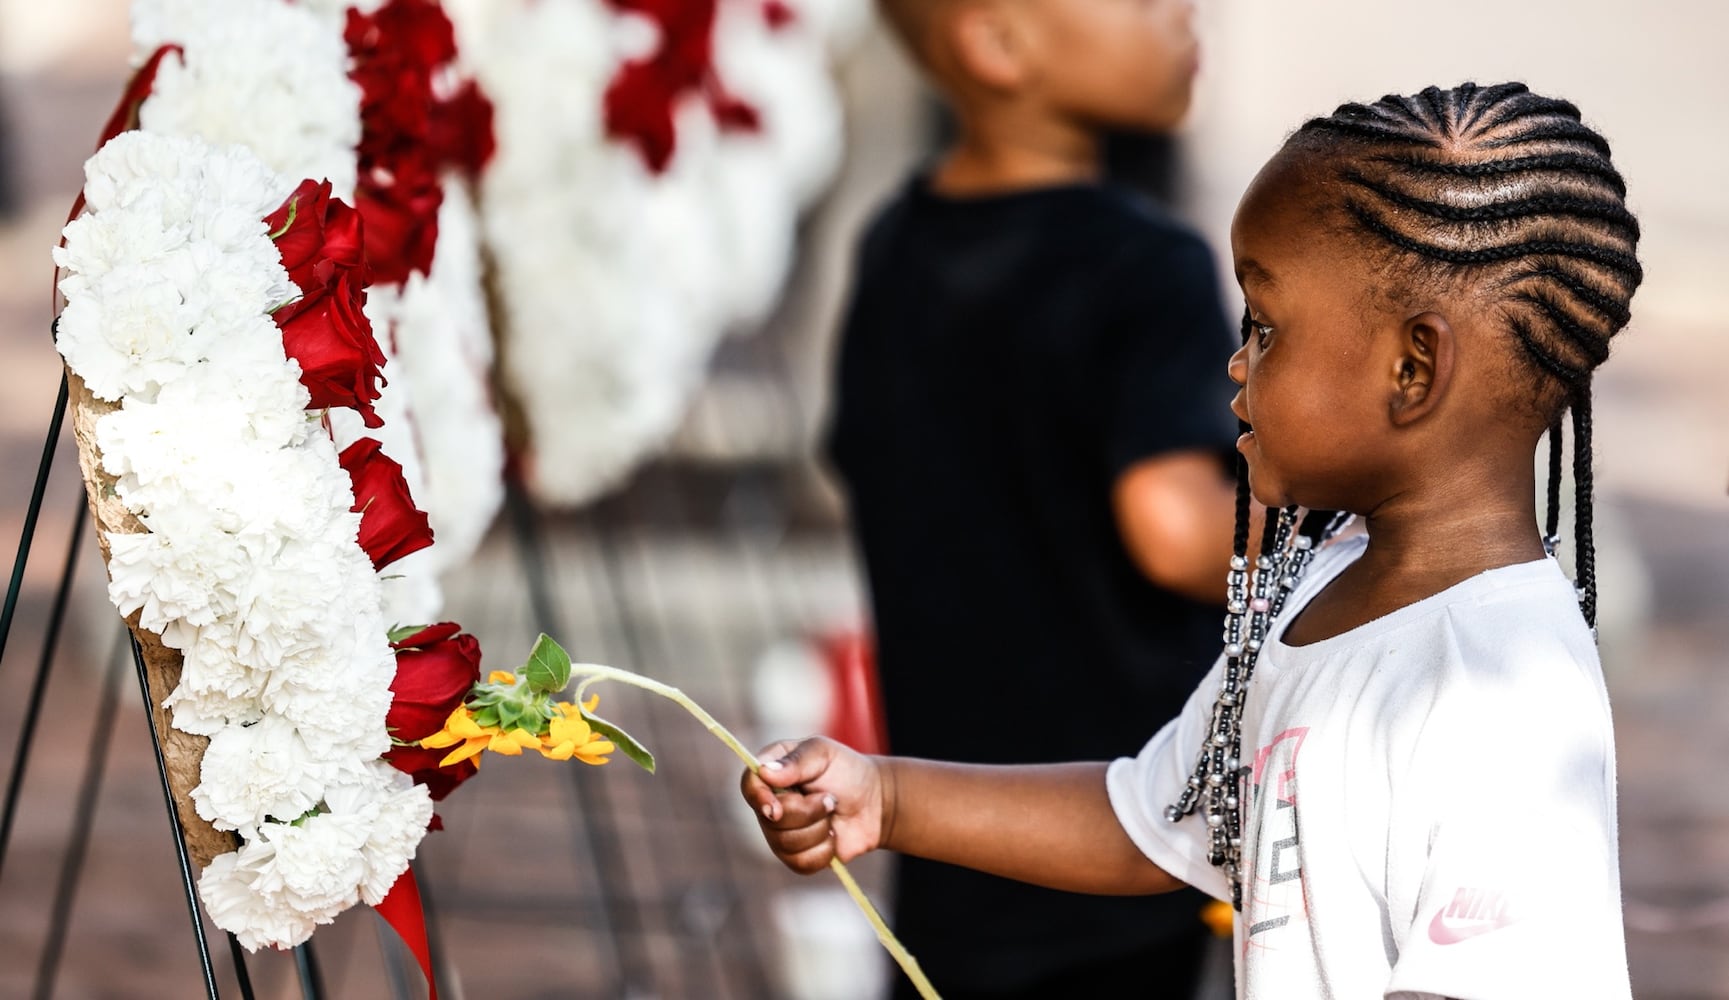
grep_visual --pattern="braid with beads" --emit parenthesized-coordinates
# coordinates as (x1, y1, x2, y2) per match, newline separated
(1289, 81, 1644, 630)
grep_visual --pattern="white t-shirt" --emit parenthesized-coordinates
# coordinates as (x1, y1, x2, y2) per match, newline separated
(1108, 534, 1630, 999)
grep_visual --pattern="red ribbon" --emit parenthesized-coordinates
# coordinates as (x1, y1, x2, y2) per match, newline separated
(98, 44, 182, 149)
(374, 866, 440, 1000)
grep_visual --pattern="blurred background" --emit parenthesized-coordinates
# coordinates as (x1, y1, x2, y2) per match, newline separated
(1, 1, 1725, 997)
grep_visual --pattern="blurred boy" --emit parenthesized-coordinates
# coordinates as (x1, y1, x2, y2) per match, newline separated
(822, 0, 1246, 996)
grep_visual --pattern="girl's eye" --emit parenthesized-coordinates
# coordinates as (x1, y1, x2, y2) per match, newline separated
(1251, 321, 1275, 349)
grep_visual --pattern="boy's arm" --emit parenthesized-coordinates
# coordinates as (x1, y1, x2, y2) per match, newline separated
(1114, 450, 1262, 605)
(744, 738, 1184, 896)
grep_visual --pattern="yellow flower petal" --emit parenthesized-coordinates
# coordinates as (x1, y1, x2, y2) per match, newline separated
(548, 714, 592, 745)
(485, 728, 540, 757)
(438, 739, 489, 768)
(487, 670, 516, 685)
(444, 708, 486, 739)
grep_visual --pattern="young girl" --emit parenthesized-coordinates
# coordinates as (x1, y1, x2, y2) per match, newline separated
(741, 81, 1640, 998)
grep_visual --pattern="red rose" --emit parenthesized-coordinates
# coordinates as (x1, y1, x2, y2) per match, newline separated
(345, 0, 454, 155)
(762, 0, 797, 31)
(427, 78, 496, 180)
(604, 62, 681, 173)
(354, 166, 444, 287)
(339, 437, 434, 570)
(276, 267, 387, 427)
(265, 179, 367, 297)
(384, 623, 483, 802)
(603, 0, 757, 172)
(266, 180, 382, 423)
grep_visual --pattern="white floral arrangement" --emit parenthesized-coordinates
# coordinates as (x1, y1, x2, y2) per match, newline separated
(55, 130, 433, 951)
(46, 0, 509, 952)
(463, 0, 851, 508)
(132, 0, 363, 200)
(133, 0, 504, 627)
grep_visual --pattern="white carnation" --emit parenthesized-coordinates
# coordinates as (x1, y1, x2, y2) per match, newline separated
(253, 811, 370, 918)
(326, 763, 433, 905)
(135, 0, 362, 199)
(54, 263, 206, 401)
(224, 530, 364, 669)
(105, 507, 253, 637)
(261, 612, 396, 758)
(76, 130, 205, 217)
(192, 713, 344, 831)
(198, 848, 319, 952)
(55, 189, 192, 283)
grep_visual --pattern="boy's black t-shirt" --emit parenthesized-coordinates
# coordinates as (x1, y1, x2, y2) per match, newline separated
(826, 176, 1241, 987)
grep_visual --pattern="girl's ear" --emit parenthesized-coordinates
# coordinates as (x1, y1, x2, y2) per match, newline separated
(1389, 311, 1454, 427)
(948, 1, 1030, 91)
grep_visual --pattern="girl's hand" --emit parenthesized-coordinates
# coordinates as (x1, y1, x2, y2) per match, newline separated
(741, 737, 887, 874)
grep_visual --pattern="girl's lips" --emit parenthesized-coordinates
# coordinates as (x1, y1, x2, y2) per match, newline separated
(1236, 430, 1256, 452)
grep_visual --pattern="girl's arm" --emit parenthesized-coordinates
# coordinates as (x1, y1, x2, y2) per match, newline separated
(742, 737, 1184, 896)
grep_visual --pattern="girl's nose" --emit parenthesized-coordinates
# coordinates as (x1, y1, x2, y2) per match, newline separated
(1227, 343, 1249, 386)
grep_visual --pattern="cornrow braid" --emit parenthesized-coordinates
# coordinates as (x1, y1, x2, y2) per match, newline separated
(1544, 420, 1564, 553)
(1573, 393, 1598, 627)
(1291, 81, 1642, 633)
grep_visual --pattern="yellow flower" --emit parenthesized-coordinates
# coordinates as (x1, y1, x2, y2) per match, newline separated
(487, 727, 541, 756)
(487, 670, 517, 684)
(537, 698, 615, 765)
(419, 706, 493, 768)
(419, 706, 541, 766)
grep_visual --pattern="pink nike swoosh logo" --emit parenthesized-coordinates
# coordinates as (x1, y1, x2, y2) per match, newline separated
(1428, 907, 1515, 945)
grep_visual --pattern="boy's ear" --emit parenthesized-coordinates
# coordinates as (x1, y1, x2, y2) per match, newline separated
(947, 0, 1029, 91)
(1388, 311, 1454, 427)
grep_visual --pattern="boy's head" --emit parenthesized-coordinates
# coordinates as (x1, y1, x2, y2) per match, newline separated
(879, 0, 1200, 134)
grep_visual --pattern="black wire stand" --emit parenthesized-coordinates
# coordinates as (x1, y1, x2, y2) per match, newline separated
(0, 351, 334, 999)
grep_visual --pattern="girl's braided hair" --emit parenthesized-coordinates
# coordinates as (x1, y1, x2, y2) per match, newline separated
(1246, 82, 1643, 629)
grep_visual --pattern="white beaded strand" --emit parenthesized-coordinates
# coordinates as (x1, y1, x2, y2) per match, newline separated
(1165, 507, 1352, 909)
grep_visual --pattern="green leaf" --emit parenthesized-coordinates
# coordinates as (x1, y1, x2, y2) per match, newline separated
(523, 634, 572, 694)
(470, 704, 501, 729)
(387, 623, 431, 645)
(582, 709, 655, 774)
(496, 701, 522, 731)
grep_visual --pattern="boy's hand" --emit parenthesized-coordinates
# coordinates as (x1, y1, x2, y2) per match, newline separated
(741, 737, 886, 874)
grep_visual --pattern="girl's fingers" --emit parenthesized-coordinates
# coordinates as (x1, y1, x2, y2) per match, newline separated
(763, 813, 833, 857)
(775, 836, 837, 875)
(757, 787, 834, 828)
(755, 737, 832, 789)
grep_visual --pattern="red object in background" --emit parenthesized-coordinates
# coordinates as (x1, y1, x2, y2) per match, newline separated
(815, 629, 887, 756)
(603, 0, 761, 173)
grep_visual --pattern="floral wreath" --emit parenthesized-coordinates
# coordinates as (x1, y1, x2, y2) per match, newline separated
(463, 0, 851, 507)
(51, 0, 508, 956)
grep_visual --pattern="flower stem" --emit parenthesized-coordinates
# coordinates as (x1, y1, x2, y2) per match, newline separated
(571, 664, 941, 1000)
